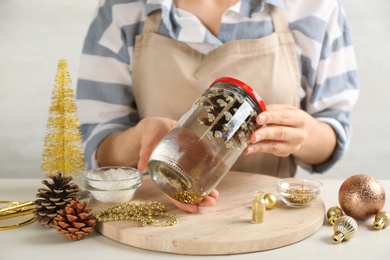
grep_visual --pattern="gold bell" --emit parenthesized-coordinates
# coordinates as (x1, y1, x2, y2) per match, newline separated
(332, 216, 358, 244)
(327, 205, 344, 225)
(373, 211, 390, 230)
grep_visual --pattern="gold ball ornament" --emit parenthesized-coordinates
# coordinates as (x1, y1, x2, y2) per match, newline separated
(373, 211, 390, 230)
(264, 193, 276, 210)
(327, 205, 344, 225)
(338, 174, 385, 221)
(332, 216, 358, 244)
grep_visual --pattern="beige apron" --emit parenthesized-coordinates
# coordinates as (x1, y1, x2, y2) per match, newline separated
(132, 5, 301, 178)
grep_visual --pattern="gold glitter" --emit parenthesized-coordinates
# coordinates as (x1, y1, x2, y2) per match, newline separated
(174, 190, 204, 204)
(252, 191, 265, 223)
(284, 188, 315, 204)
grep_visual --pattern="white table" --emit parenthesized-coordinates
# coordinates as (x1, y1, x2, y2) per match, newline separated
(1, 178, 389, 260)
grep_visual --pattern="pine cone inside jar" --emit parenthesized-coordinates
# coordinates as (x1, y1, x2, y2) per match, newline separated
(54, 199, 96, 240)
(33, 172, 79, 227)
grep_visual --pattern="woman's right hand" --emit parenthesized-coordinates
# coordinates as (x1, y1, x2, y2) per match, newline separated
(96, 117, 220, 213)
(166, 189, 220, 213)
(96, 117, 176, 169)
(135, 117, 177, 171)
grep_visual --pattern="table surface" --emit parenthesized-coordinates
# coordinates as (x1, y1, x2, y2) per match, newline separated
(1, 176, 389, 260)
(92, 173, 325, 255)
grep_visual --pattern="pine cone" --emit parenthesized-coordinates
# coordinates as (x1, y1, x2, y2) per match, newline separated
(54, 199, 96, 240)
(33, 172, 79, 227)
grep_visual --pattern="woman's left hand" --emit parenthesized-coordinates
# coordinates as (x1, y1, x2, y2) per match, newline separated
(243, 104, 337, 165)
(244, 104, 307, 157)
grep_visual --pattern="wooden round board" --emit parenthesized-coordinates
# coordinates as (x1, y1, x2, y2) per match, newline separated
(89, 171, 325, 255)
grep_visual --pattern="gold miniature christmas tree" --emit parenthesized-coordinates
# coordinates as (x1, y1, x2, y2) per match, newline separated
(41, 59, 86, 177)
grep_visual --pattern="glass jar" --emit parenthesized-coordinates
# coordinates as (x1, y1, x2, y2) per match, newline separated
(148, 77, 266, 204)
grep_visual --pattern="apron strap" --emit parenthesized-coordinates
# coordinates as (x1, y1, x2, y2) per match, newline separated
(270, 5, 290, 33)
(142, 9, 163, 34)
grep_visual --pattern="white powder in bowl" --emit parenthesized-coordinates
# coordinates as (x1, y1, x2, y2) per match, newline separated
(84, 168, 142, 203)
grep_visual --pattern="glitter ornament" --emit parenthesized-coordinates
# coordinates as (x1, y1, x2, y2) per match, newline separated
(332, 216, 358, 244)
(373, 211, 390, 230)
(264, 193, 276, 210)
(327, 205, 344, 225)
(338, 174, 385, 221)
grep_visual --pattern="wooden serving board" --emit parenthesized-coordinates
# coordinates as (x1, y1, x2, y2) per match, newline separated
(89, 172, 325, 255)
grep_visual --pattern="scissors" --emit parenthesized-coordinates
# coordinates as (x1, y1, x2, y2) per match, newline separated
(0, 200, 36, 231)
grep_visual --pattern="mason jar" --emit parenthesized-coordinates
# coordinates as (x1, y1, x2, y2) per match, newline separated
(148, 77, 266, 204)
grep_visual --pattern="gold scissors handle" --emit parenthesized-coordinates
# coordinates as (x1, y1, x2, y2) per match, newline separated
(0, 201, 36, 231)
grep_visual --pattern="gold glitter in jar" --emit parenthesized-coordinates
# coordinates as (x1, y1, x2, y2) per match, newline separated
(285, 188, 315, 204)
(174, 190, 204, 204)
(252, 191, 265, 223)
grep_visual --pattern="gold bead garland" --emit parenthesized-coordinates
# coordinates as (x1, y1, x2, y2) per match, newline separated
(96, 201, 177, 227)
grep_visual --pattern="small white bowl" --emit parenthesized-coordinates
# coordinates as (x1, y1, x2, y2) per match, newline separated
(82, 166, 142, 203)
(276, 178, 323, 207)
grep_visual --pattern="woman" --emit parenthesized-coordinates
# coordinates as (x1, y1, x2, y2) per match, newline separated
(76, 0, 359, 212)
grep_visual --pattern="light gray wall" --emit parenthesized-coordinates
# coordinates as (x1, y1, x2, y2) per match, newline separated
(0, 0, 97, 178)
(0, 0, 389, 179)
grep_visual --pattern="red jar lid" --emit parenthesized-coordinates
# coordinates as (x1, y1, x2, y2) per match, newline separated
(210, 77, 266, 112)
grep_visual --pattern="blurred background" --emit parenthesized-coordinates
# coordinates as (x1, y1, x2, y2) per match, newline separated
(0, 0, 389, 179)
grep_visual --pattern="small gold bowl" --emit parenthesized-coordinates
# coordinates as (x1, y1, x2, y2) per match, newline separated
(276, 178, 323, 207)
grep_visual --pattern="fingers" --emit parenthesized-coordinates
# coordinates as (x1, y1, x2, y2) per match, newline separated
(137, 118, 176, 171)
(245, 140, 299, 157)
(165, 189, 220, 213)
(208, 189, 220, 199)
(257, 104, 304, 127)
(137, 144, 153, 171)
(250, 125, 305, 143)
(244, 104, 307, 157)
(166, 194, 200, 213)
(198, 189, 219, 207)
(246, 125, 305, 156)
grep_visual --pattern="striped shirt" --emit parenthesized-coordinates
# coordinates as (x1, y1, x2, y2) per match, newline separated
(76, 0, 359, 173)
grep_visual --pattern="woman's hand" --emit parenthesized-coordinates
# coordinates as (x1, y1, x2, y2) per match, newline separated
(136, 117, 177, 171)
(166, 189, 220, 213)
(244, 104, 337, 165)
(136, 119, 220, 212)
(96, 117, 176, 170)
